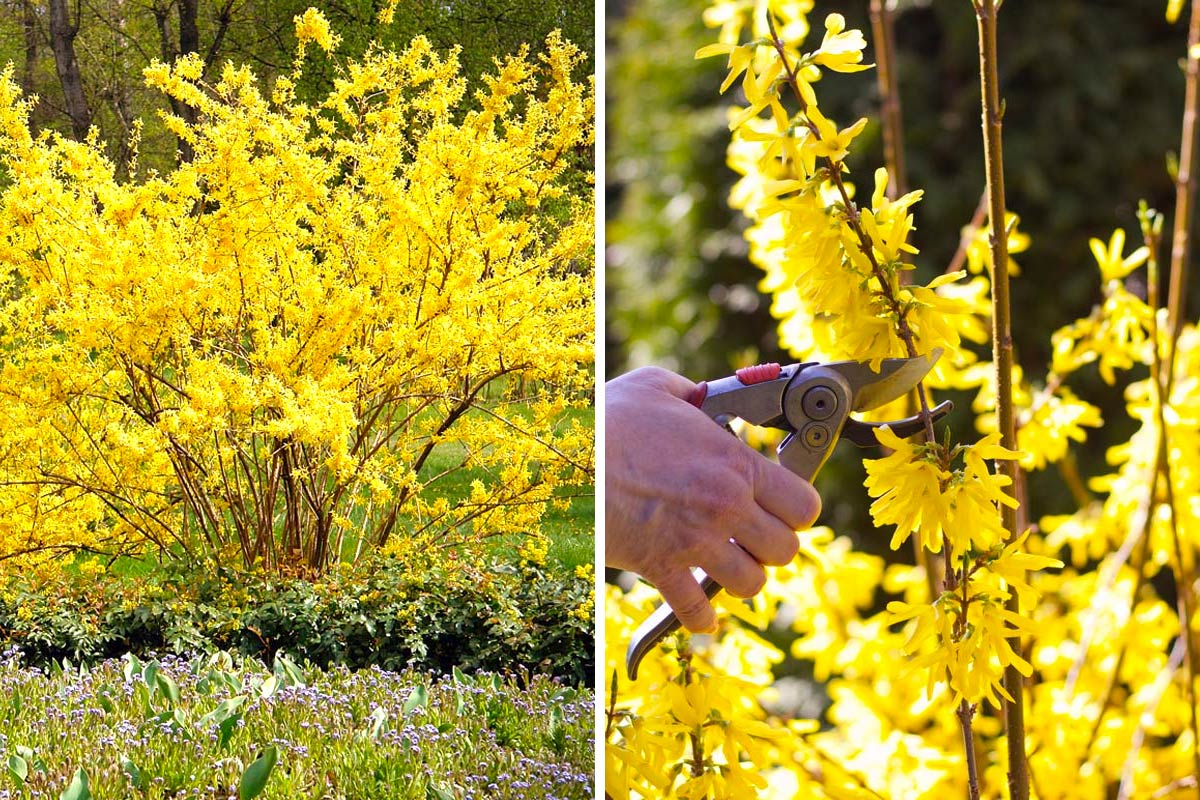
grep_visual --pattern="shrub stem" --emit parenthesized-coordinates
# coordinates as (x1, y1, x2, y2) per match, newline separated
(972, 1, 1028, 798)
(869, 0, 907, 200)
(1166, 0, 1200, 373)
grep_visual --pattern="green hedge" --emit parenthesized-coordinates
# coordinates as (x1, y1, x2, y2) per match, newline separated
(0, 555, 594, 686)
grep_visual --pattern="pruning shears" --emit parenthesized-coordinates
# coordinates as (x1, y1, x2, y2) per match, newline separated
(625, 350, 953, 680)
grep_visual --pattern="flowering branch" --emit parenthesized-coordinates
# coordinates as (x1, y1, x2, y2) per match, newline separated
(1145, 206, 1200, 785)
(765, 16, 938, 446)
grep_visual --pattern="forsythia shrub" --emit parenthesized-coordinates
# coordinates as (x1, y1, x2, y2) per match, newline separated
(0, 12, 594, 572)
(606, 2, 1200, 798)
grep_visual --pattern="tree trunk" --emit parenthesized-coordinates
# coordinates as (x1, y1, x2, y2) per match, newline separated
(47, 0, 91, 139)
(178, 0, 199, 56)
(20, 0, 37, 98)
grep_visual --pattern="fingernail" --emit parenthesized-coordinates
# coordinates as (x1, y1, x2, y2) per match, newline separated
(804, 481, 822, 523)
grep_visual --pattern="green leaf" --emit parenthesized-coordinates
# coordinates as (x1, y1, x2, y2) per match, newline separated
(122, 653, 141, 683)
(157, 672, 181, 706)
(200, 695, 248, 729)
(60, 767, 91, 800)
(550, 687, 578, 704)
(7, 754, 28, 784)
(273, 653, 305, 688)
(452, 666, 467, 685)
(142, 662, 159, 696)
(402, 685, 428, 715)
(218, 713, 242, 750)
(134, 681, 152, 717)
(208, 650, 234, 671)
(97, 685, 115, 714)
(259, 674, 278, 699)
(222, 671, 243, 695)
(238, 745, 278, 800)
(426, 784, 455, 800)
(121, 757, 144, 790)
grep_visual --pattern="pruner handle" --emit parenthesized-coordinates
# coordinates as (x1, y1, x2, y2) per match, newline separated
(625, 570, 721, 680)
(624, 366, 843, 681)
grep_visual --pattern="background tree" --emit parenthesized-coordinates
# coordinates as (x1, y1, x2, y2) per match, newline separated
(46, 0, 89, 138)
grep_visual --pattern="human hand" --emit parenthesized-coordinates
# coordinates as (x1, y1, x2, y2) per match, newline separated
(605, 366, 822, 633)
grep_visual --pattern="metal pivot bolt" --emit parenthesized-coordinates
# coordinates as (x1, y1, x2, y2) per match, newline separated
(802, 386, 838, 420)
(802, 422, 830, 449)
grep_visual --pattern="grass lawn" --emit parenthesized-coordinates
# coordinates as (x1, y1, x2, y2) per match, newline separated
(406, 405, 595, 573)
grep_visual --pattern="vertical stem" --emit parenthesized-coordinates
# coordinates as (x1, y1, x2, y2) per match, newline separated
(958, 700, 982, 800)
(1166, 0, 1200, 371)
(867, 0, 938, 598)
(871, 0, 941, 606)
(870, 0, 907, 200)
(973, 2, 1028, 799)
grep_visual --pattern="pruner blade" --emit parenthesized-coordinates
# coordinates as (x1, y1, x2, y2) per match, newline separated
(825, 347, 943, 413)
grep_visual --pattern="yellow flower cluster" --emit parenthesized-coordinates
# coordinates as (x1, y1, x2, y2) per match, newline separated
(293, 7, 339, 54)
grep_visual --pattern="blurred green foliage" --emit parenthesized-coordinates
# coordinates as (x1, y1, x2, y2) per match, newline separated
(0, 0, 593, 172)
(607, 0, 1199, 549)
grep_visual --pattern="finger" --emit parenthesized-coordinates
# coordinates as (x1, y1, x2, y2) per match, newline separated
(729, 506, 801, 566)
(619, 365, 698, 402)
(751, 458, 822, 532)
(701, 539, 767, 599)
(653, 568, 718, 634)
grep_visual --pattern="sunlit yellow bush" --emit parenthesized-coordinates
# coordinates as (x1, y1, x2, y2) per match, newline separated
(0, 12, 594, 573)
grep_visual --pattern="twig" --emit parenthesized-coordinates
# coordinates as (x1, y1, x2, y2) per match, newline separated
(869, 0, 907, 200)
(972, 2, 1028, 798)
(766, 17, 938, 446)
(864, 1, 944, 602)
(1154, 777, 1200, 798)
(958, 700, 982, 800)
(945, 191, 990, 277)
(1166, 0, 1200, 373)
(1055, 450, 1092, 509)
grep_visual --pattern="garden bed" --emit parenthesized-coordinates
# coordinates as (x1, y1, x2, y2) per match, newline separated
(0, 648, 593, 799)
